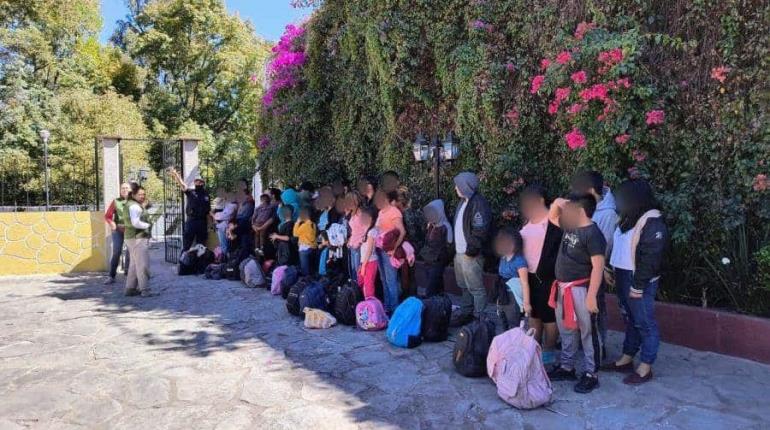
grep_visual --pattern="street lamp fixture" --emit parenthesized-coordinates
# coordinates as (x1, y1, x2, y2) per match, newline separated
(413, 130, 460, 199)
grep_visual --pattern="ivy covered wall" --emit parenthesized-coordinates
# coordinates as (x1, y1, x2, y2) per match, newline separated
(257, 0, 770, 315)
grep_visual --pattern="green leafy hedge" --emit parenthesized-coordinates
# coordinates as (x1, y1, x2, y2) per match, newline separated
(258, 0, 770, 316)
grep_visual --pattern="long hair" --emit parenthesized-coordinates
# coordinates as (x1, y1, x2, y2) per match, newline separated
(127, 185, 145, 202)
(616, 179, 658, 233)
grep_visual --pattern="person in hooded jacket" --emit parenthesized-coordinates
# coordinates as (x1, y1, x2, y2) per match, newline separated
(419, 199, 453, 297)
(602, 179, 668, 385)
(571, 170, 618, 361)
(450, 172, 493, 326)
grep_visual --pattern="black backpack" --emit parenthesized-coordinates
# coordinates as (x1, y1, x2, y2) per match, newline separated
(223, 252, 241, 280)
(284, 275, 314, 300)
(420, 294, 453, 342)
(333, 280, 364, 325)
(299, 279, 328, 316)
(178, 251, 199, 276)
(452, 316, 495, 377)
(286, 280, 309, 317)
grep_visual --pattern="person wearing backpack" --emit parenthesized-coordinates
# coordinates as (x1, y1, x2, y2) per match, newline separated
(419, 199, 453, 297)
(124, 186, 152, 297)
(450, 172, 493, 327)
(602, 179, 668, 385)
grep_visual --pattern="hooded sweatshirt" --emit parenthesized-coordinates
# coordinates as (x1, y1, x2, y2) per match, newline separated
(278, 189, 301, 223)
(453, 172, 492, 257)
(421, 199, 453, 264)
(593, 187, 618, 247)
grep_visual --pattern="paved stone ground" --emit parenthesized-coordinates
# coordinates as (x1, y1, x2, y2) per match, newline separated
(1, 246, 769, 429)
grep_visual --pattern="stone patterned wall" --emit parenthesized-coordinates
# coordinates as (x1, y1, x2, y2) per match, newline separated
(0, 212, 107, 275)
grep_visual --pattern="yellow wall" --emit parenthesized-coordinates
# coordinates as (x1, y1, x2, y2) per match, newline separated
(0, 211, 107, 275)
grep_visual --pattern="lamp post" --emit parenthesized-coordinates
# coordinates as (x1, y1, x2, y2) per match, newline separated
(39, 129, 50, 210)
(412, 131, 460, 199)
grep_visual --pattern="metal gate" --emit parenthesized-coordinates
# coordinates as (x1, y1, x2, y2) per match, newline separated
(162, 140, 185, 263)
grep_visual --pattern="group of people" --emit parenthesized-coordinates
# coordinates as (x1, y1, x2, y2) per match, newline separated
(104, 166, 669, 395)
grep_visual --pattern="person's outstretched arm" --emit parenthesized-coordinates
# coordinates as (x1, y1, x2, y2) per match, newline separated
(168, 168, 188, 191)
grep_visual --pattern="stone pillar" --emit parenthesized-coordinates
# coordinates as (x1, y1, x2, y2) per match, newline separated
(99, 136, 121, 271)
(180, 137, 200, 186)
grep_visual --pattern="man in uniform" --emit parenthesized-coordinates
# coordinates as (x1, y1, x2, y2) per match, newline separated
(170, 168, 211, 251)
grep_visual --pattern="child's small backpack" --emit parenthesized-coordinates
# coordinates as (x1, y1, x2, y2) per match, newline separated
(420, 294, 453, 342)
(240, 257, 266, 288)
(453, 316, 496, 377)
(271, 266, 288, 295)
(386, 297, 424, 348)
(304, 308, 337, 329)
(487, 323, 552, 409)
(299, 280, 328, 316)
(286, 281, 308, 317)
(356, 297, 389, 331)
(333, 280, 364, 326)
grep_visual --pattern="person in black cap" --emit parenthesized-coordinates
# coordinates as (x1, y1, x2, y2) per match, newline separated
(169, 167, 211, 251)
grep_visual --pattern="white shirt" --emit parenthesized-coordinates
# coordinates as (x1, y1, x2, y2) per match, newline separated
(610, 227, 634, 270)
(129, 204, 150, 230)
(360, 228, 379, 263)
(454, 199, 468, 254)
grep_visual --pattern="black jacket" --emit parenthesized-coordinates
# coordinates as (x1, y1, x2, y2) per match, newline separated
(632, 216, 669, 293)
(420, 224, 451, 265)
(454, 192, 493, 257)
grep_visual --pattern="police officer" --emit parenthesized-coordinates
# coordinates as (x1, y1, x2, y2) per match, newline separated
(169, 167, 211, 251)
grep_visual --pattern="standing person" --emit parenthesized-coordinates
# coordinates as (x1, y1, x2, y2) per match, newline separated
(379, 171, 400, 193)
(374, 189, 406, 314)
(104, 182, 132, 284)
(419, 199, 453, 296)
(293, 206, 317, 276)
(450, 172, 493, 326)
(357, 207, 379, 298)
(169, 168, 210, 251)
(252, 194, 276, 255)
(345, 192, 367, 281)
(213, 193, 238, 254)
(519, 184, 562, 366)
(547, 194, 606, 394)
(270, 205, 297, 267)
(298, 181, 316, 208)
(603, 179, 668, 385)
(235, 182, 255, 256)
(278, 188, 301, 223)
(124, 186, 152, 297)
(570, 170, 618, 360)
(356, 176, 377, 208)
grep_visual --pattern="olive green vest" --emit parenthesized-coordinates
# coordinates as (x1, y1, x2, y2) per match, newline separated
(125, 201, 151, 240)
(113, 198, 128, 227)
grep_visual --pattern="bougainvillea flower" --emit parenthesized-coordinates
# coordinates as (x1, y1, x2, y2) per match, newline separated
(547, 101, 559, 115)
(540, 58, 551, 70)
(504, 108, 520, 126)
(567, 103, 584, 115)
(598, 48, 624, 65)
(645, 110, 665, 126)
(258, 136, 271, 149)
(556, 51, 572, 65)
(574, 22, 596, 40)
(530, 75, 545, 94)
(570, 70, 587, 84)
(632, 149, 647, 162)
(505, 62, 515, 72)
(565, 128, 587, 150)
(555, 87, 571, 103)
(615, 77, 631, 89)
(615, 134, 631, 144)
(753, 174, 768, 192)
(710, 66, 731, 83)
(579, 83, 609, 102)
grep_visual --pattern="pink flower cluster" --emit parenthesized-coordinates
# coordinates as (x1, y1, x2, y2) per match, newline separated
(579, 83, 609, 103)
(471, 20, 495, 33)
(540, 58, 551, 70)
(530, 75, 545, 94)
(615, 134, 630, 144)
(263, 24, 307, 108)
(574, 22, 596, 40)
(645, 110, 665, 126)
(597, 48, 623, 73)
(565, 128, 587, 150)
(504, 107, 520, 126)
(753, 174, 768, 192)
(570, 70, 587, 84)
(548, 87, 571, 115)
(710, 66, 731, 84)
(555, 51, 572, 65)
(258, 136, 271, 149)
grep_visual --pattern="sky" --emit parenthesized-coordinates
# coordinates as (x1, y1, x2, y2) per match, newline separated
(99, 0, 314, 43)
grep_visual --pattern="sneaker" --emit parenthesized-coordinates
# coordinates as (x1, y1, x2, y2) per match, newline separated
(574, 373, 600, 394)
(124, 288, 140, 297)
(104, 277, 116, 285)
(547, 367, 577, 381)
(449, 312, 473, 328)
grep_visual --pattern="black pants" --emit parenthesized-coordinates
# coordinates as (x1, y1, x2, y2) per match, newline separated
(423, 263, 445, 297)
(183, 219, 208, 251)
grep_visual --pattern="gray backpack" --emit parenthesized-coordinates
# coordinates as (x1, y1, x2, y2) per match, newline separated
(240, 258, 266, 288)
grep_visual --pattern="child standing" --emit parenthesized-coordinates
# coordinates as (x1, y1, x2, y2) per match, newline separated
(493, 227, 531, 331)
(251, 194, 276, 255)
(293, 206, 317, 276)
(357, 207, 379, 298)
(419, 199, 453, 296)
(270, 205, 297, 267)
(547, 193, 606, 394)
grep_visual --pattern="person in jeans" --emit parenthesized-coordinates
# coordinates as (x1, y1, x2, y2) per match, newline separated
(570, 170, 618, 362)
(345, 192, 367, 281)
(124, 186, 152, 297)
(547, 194, 606, 394)
(104, 182, 133, 284)
(374, 189, 406, 314)
(603, 179, 668, 385)
(293, 206, 317, 276)
(450, 172, 493, 326)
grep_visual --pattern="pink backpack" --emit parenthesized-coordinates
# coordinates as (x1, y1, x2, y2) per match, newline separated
(271, 266, 288, 295)
(487, 325, 552, 409)
(356, 297, 389, 331)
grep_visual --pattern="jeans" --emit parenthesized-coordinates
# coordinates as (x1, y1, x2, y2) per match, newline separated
(183, 219, 208, 251)
(299, 249, 314, 276)
(108, 230, 129, 278)
(216, 224, 228, 254)
(597, 279, 608, 357)
(616, 269, 660, 364)
(348, 247, 361, 282)
(376, 248, 401, 313)
(454, 253, 487, 318)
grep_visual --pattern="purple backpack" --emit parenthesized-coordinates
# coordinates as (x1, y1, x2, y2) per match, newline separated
(356, 297, 389, 331)
(271, 266, 288, 295)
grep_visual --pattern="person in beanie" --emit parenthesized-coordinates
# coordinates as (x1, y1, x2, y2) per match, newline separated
(450, 172, 493, 326)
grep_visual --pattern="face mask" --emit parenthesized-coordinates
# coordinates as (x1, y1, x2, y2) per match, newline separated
(195, 185, 204, 192)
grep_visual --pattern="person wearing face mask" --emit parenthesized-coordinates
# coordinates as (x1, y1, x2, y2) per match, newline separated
(103, 182, 135, 284)
(170, 168, 211, 252)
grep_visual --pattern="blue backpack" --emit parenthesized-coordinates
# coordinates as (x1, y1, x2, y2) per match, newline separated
(386, 297, 424, 348)
(299, 280, 328, 316)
